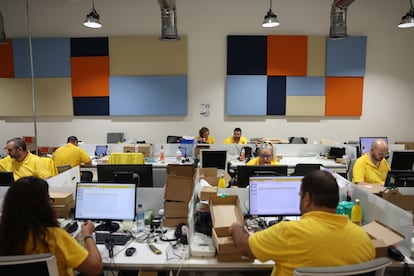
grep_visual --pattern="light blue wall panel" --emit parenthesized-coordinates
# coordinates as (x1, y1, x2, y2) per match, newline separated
(326, 36, 367, 77)
(109, 76, 187, 115)
(286, 76, 325, 96)
(13, 38, 70, 78)
(226, 75, 267, 115)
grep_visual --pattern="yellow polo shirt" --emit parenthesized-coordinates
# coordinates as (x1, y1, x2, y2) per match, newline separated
(195, 135, 216, 144)
(223, 136, 249, 144)
(352, 154, 390, 184)
(246, 157, 279, 165)
(249, 211, 375, 276)
(0, 152, 51, 180)
(52, 143, 91, 168)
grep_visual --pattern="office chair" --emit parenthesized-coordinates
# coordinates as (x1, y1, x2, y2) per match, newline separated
(80, 170, 94, 182)
(293, 257, 392, 276)
(347, 158, 357, 182)
(291, 163, 323, 176)
(0, 253, 59, 276)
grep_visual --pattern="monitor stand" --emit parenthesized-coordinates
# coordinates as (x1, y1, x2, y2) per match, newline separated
(95, 221, 120, 232)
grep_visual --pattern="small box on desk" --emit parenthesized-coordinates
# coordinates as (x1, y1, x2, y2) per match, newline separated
(162, 217, 188, 227)
(50, 192, 74, 218)
(199, 168, 230, 187)
(164, 201, 189, 218)
(123, 144, 153, 157)
(199, 185, 218, 201)
(209, 195, 253, 262)
(382, 188, 414, 215)
(167, 164, 195, 177)
(362, 220, 405, 258)
(164, 175, 195, 202)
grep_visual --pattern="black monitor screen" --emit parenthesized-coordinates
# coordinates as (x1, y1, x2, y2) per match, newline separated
(97, 164, 153, 187)
(359, 137, 388, 155)
(385, 170, 414, 188)
(0, 172, 14, 186)
(237, 165, 288, 188)
(249, 176, 303, 216)
(200, 150, 227, 170)
(391, 151, 414, 170)
(74, 182, 136, 221)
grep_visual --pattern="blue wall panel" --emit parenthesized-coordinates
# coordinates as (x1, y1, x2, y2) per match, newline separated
(267, 76, 286, 115)
(13, 38, 70, 78)
(109, 76, 187, 116)
(326, 36, 367, 77)
(227, 36, 267, 75)
(73, 97, 109, 116)
(286, 76, 325, 96)
(226, 75, 267, 115)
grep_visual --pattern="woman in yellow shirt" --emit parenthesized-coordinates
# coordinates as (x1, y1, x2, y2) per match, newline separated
(196, 126, 216, 144)
(247, 141, 279, 165)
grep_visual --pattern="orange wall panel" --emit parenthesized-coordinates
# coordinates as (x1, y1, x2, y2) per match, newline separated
(0, 39, 14, 77)
(71, 56, 109, 97)
(267, 36, 307, 76)
(325, 77, 363, 116)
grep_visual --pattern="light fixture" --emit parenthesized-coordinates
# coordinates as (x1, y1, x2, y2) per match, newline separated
(83, 0, 102, 29)
(329, 0, 356, 39)
(262, 0, 280, 27)
(398, 0, 414, 28)
(159, 0, 180, 41)
(0, 10, 7, 44)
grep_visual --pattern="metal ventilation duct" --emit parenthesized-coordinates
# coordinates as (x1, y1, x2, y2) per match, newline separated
(158, 0, 179, 41)
(329, 0, 356, 39)
(0, 11, 7, 44)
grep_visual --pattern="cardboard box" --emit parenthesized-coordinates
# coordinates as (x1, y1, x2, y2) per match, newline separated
(164, 175, 195, 202)
(162, 217, 188, 227)
(362, 220, 405, 257)
(52, 201, 74, 218)
(167, 164, 195, 177)
(395, 142, 414, 150)
(382, 188, 414, 214)
(49, 192, 73, 205)
(164, 201, 189, 218)
(209, 195, 253, 262)
(123, 144, 153, 157)
(199, 168, 231, 187)
(199, 185, 218, 201)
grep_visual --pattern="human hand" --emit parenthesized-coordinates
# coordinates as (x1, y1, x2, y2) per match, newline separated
(81, 220, 95, 236)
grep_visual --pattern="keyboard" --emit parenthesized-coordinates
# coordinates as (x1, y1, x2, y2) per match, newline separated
(95, 231, 132, 246)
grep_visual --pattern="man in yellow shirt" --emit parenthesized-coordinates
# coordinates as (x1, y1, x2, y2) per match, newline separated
(0, 137, 52, 180)
(352, 139, 390, 185)
(52, 136, 91, 168)
(229, 170, 375, 276)
(223, 127, 248, 144)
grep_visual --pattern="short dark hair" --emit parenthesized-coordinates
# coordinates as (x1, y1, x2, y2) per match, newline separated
(199, 127, 209, 137)
(67, 136, 78, 143)
(300, 170, 339, 209)
(234, 127, 242, 133)
(7, 137, 27, 151)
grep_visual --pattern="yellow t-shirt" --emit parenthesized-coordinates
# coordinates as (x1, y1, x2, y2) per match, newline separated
(25, 227, 88, 276)
(0, 152, 52, 180)
(223, 136, 249, 144)
(249, 211, 375, 276)
(52, 143, 91, 168)
(246, 157, 279, 165)
(195, 135, 216, 144)
(352, 154, 390, 184)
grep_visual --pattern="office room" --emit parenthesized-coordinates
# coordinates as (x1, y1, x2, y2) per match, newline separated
(1, 0, 414, 275)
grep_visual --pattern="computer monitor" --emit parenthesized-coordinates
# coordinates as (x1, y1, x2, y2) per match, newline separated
(74, 182, 137, 232)
(359, 137, 388, 155)
(249, 176, 303, 217)
(97, 164, 153, 187)
(0, 172, 14, 186)
(385, 170, 414, 188)
(94, 145, 108, 157)
(236, 165, 289, 188)
(390, 151, 414, 170)
(200, 150, 227, 170)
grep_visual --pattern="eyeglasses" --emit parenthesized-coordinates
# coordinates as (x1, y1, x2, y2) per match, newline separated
(259, 154, 272, 159)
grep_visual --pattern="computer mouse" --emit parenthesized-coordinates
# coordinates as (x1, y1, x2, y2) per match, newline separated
(125, 247, 136, 257)
(63, 221, 78, 234)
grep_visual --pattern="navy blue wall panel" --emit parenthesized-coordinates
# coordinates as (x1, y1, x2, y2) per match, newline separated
(227, 36, 267, 75)
(267, 76, 286, 115)
(73, 97, 109, 116)
(71, 37, 109, 57)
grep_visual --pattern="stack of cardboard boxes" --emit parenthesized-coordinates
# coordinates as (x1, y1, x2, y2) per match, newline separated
(50, 192, 74, 218)
(163, 164, 195, 227)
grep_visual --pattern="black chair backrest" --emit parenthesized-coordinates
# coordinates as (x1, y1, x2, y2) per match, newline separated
(291, 163, 323, 176)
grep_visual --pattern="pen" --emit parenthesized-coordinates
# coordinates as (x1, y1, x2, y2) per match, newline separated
(148, 243, 162, 255)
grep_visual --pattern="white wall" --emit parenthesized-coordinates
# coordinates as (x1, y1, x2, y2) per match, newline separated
(0, 0, 413, 147)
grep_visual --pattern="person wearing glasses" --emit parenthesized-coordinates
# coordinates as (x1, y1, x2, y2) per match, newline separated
(246, 141, 279, 165)
(352, 139, 390, 185)
(0, 176, 103, 276)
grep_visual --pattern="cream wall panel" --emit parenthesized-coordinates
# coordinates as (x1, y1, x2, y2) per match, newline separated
(307, 36, 326, 76)
(286, 96, 325, 116)
(109, 36, 188, 76)
(34, 78, 73, 117)
(0, 78, 33, 117)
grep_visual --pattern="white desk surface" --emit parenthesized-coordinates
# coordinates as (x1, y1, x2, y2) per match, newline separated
(231, 156, 346, 169)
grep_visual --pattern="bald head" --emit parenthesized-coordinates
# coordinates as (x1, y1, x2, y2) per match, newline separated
(370, 139, 388, 162)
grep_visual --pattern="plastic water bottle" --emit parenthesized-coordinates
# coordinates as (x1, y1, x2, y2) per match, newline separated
(176, 147, 182, 161)
(136, 203, 145, 232)
(159, 145, 165, 162)
(218, 175, 226, 188)
(351, 199, 362, 226)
